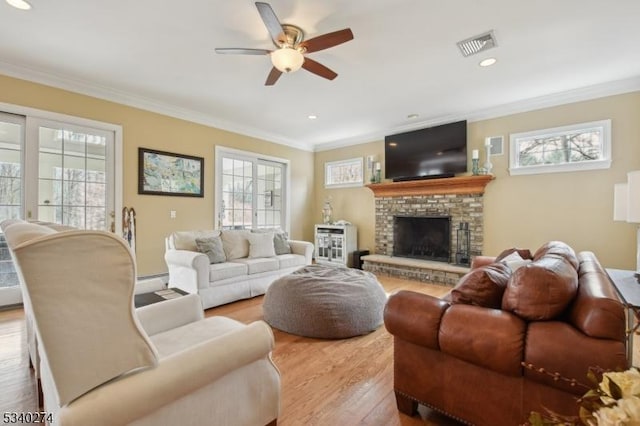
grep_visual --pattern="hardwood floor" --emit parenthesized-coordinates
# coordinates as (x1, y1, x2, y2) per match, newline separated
(0, 277, 458, 424)
(211, 276, 460, 426)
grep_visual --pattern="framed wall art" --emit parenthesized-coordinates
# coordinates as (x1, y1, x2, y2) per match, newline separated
(324, 157, 364, 188)
(138, 148, 204, 197)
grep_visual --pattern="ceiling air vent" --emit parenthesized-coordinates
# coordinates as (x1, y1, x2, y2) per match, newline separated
(457, 31, 497, 57)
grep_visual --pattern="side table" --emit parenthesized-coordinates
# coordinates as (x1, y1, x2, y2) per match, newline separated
(134, 288, 189, 308)
(606, 268, 640, 367)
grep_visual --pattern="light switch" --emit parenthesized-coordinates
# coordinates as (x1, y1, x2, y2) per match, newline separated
(170, 210, 176, 219)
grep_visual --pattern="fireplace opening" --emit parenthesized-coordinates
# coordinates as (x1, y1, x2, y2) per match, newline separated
(393, 216, 451, 262)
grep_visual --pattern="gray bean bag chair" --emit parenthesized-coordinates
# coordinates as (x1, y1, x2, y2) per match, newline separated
(263, 264, 387, 339)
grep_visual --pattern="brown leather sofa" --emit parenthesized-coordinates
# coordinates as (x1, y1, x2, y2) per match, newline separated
(384, 242, 627, 425)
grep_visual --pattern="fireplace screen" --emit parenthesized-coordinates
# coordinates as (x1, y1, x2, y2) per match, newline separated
(393, 216, 451, 262)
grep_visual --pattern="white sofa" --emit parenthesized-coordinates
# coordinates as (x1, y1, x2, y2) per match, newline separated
(5, 222, 281, 426)
(165, 229, 314, 309)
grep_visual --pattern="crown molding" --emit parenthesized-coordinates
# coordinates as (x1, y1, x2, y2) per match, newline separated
(312, 75, 640, 152)
(2, 60, 638, 155)
(0, 61, 314, 152)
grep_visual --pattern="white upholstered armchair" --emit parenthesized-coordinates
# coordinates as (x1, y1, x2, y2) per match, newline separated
(0, 219, 165, 402)
(4, 222, 280, 426)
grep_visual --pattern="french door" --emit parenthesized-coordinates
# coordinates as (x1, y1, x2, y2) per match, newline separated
(0, 113, 25, 305)
(25, 119, 115, 230)
(0, 111, 118, 306)
(215, 148, 288, 231)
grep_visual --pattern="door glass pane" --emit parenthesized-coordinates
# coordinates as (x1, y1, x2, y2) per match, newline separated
(63, 207, 85, 228)
(38, 126, 108, 230)
(86, 183, 106, 206)
(256, 160, 284, 229)
(38, 205, 62, 223)
(222, 158, 254, 229)
(38, 179, 62, 205)
(0, 117, 22, 292)
(86, 207, 106, 230)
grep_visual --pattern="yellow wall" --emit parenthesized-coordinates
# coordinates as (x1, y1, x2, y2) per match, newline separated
(314, 91, 640, 269)
(0, 74, 315, 275)
(314, 141, 382, 254)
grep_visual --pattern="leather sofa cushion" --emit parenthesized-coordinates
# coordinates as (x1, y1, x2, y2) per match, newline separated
(568, 252, 625, 341)
(450, 262, 511, 309)
(439, 304, 526, 377)
(502, 255, 578, 320)
(524, 321, 627, 395)
(384, 290, 450, 350)
(533, 241, 579, 270)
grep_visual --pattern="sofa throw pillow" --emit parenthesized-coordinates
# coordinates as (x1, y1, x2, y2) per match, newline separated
(495, 247, 533, 263)
(172, 230, 221, 251)
(501, 255, 579, 321)
(450, 262, 512, 309)
(221, 230, 251, 260)
(195, 236, 226, 264)
(247, 232, 276, 258)
(273, 232, 291, 255)
(499, 251, 532, 272)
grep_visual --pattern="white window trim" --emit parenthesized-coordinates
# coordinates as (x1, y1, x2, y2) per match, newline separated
(324, 157, 364, 188)
(509, 119, 611, 176)
(214, 145, 290, 235)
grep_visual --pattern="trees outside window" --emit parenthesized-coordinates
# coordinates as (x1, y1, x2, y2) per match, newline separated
(509, 120, 611, 176)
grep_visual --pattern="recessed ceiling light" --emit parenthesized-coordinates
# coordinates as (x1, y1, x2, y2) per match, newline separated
(6, 0, 32, 10)
(479, 57, 497, 67)
(407, 114, 419, 119)
(308, 114, 317, 120)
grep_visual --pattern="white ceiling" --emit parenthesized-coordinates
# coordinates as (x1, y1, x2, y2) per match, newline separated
(1, 0, 640, 152)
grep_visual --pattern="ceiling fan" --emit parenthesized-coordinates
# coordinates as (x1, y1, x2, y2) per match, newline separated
(215, 2, 354, 86)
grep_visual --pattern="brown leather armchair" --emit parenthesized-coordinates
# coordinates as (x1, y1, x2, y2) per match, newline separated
(384, 244, 627, 425)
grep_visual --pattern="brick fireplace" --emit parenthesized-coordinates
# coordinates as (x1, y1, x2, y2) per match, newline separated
(363, 175, 493, 285)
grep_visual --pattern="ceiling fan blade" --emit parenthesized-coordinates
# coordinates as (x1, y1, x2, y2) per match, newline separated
(300, 28, 354, 53)
(302, 57, 338, 80)
(215, 48, 271, 55)
(255, 2, 284, 44)
(265, 67, 283, 86)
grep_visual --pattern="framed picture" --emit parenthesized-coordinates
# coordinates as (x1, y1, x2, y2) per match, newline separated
(138, 148, 204, 197)
(324, 157, 364, 188)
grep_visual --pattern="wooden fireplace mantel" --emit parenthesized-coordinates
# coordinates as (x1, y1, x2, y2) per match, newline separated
(365, 175, 494, 197)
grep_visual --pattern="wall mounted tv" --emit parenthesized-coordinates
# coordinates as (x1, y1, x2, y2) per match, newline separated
(384, 120, 467, 181)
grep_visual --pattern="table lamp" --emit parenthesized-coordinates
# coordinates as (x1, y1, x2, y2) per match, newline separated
(614, 170, 640, 282)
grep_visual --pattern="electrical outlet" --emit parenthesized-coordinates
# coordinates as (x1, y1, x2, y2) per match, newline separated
(170, 210, 176, 219)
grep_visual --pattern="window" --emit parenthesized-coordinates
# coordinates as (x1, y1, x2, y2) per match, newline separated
(509, 119, 611, 176)
(324, 157, 364, 188)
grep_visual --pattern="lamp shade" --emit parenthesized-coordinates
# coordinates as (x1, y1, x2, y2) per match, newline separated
(628, 171, 640, 224)
(614, 183, 629, 221)
(271, 48, 304, 73)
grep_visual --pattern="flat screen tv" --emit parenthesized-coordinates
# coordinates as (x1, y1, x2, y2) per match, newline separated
(384, 120, 467, 181)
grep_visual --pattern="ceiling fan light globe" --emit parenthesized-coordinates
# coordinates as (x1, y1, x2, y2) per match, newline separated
(271, 47, 304, 73)
(6, 0, 32, 9)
